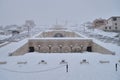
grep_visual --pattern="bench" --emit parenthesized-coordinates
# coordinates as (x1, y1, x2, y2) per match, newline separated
(99, 61, 110, 63)
(80, 59, 89, 64)
(60, 60, 68, 64)
(17, 61, 27, 64)
(38, 60, 47, 64)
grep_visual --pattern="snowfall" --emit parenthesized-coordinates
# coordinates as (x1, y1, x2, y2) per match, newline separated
(0, 26, 120, 80)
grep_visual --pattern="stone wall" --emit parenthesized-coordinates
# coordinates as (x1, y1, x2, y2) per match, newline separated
(11, 43, 29, 56)
(11, 38, 114, 56)
(92, 42, 114, 55)
(28, 38, 92, 53)
(38, 30, 81, 38)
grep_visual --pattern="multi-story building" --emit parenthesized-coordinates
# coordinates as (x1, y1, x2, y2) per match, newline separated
(102, 16, 120, 32)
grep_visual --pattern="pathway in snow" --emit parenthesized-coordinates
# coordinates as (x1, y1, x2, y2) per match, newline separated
(0, 53, 120, 80)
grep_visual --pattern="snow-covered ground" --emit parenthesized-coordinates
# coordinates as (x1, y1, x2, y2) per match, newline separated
(0, 52, 120, 80)
(86, 29, 118, 38)
(72, 26, 120, 46)
(0, 26, 48, 44)
(0, 35, 11, 40)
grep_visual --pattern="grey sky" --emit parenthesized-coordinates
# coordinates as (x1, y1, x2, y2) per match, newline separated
(0, 0, 120, 26)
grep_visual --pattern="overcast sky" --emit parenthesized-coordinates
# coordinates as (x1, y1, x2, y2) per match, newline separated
(0, 0, 120, 26)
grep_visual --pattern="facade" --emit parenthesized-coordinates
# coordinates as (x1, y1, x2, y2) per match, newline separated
(99, 16, 120, 32)
(28, 38, 92, 53)
(105, 16, 120, 32)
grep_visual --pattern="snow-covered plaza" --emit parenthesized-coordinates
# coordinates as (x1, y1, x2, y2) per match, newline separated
(0, 25, 120, 80)
(0, 53, 120, 80)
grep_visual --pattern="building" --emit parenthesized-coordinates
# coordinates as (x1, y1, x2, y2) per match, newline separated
(93, 18, 107, 28)
(104, 16, 120, 32)
(9, 25, 114, 56)
(11, 30, 20, 36)
(99, 16, 120, 32)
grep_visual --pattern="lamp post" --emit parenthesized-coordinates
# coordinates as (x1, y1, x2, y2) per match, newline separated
(66, 64, 68, 72)
(80, 45, 83, 53)
(59, 44, 63, 53)
(48, 45, 52, 53)
(70, 45, 73, 53)
(38, 45, 41, 52)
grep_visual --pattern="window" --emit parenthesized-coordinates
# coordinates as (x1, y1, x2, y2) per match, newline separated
(109, 27, 111, 29)
(105, 27, 107, 29)
(115, 27, 117, 29)
(115, 23, 117, 25)
(112, 17, 117, 21)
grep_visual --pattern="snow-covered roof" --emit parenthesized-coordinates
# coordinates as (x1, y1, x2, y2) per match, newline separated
(29, 37, 92, 40)
(8, 27, 20, 31)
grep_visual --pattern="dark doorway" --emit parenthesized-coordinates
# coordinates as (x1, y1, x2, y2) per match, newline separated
(29, 47, 35, 52)
(87, 46, 92, 52)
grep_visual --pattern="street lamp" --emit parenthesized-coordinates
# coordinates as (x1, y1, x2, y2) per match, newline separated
(48, 45, 52, 53)
(38, 45, 41, 52)
(80, 45, 83, 53)
(70, 45, 73, 53)
(59, 44, 63, 53)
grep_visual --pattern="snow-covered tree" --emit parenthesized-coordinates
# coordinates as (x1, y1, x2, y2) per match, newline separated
(24, 20, 36, 29)
(84, 22, 93, 29)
